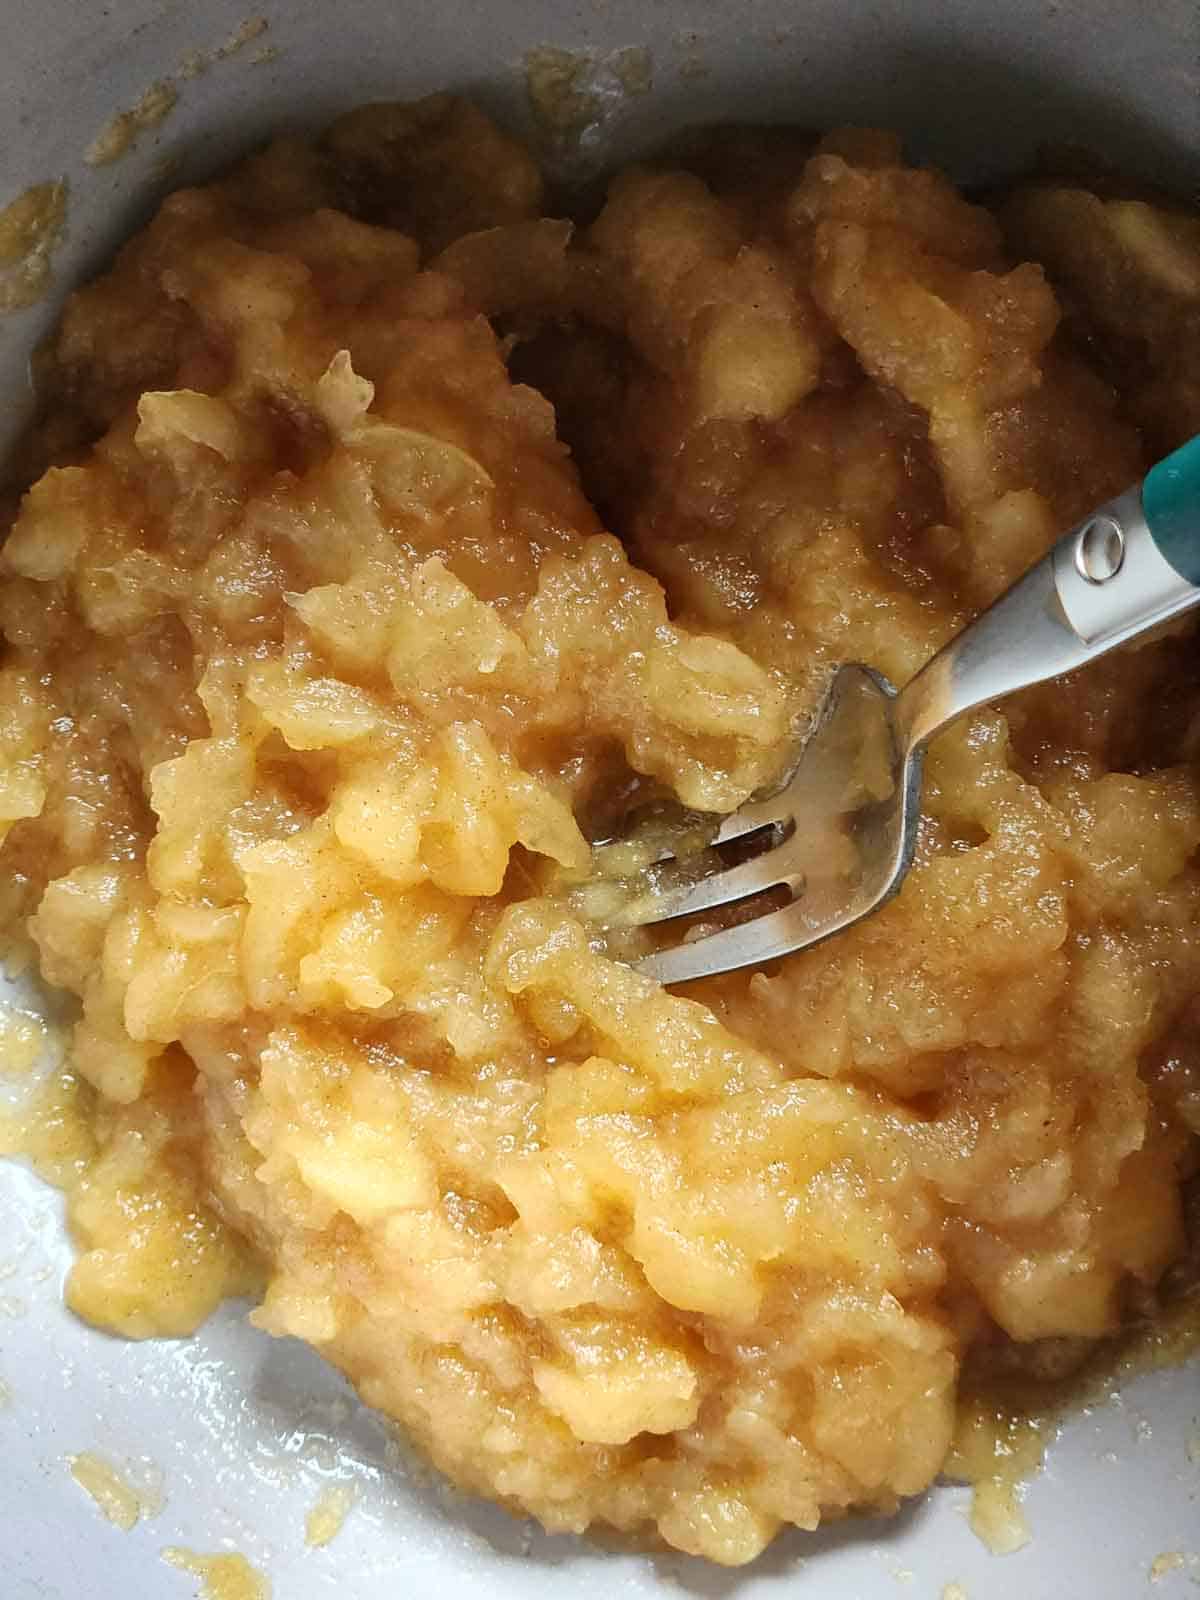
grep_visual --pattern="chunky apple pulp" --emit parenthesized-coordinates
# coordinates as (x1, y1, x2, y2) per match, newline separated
(1, 96, 1198, 1565)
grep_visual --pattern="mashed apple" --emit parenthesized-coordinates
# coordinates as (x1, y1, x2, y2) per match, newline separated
(0, 95, 1197, 1566)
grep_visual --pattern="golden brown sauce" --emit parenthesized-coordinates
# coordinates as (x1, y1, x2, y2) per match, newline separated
(0, 1004, 48, 1077)
(1149, 1552, 1188, 1582)
(304, 1483, 355, 1548)
(68, 1452, 159, 1531)
(85, 83, 179, 167)
(0, 182, 68, 314)
(0, 1068, 94, 1188)
(946, 1277, 1200, 1549)
(524, 45, 653, 151)
(0, 96, 1197, 1567)
(161, 1549, 270, 1600)
(179, 18, 270, 83)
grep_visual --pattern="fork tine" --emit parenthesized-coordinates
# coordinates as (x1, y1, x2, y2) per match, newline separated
(633, 893, 863, 986)
(616, 834, 802, 927)
(621, 664, 911, 983)
(711, 792, 792, 847)
(590, 798, 785, 864)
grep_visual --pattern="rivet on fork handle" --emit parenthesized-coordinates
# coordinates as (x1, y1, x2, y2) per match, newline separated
(1074, 515, 1125, 584)
(1053, 480, 1195, 648)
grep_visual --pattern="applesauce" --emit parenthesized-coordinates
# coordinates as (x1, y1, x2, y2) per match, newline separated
(0, 95, 1197, 1566)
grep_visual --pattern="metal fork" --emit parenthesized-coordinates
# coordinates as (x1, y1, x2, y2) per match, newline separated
(607, 434, 1200, 985)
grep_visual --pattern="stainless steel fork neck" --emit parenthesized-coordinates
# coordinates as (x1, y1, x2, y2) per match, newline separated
(894, 484, 1199, 757)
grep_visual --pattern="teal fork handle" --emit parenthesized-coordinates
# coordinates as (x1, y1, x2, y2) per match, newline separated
(1143, 433, 1200, 584)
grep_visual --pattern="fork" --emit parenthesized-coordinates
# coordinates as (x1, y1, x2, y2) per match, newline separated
(606, 434, 1200, 986)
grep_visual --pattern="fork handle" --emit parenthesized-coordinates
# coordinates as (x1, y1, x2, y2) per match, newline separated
(896, 434, 1200, 752)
